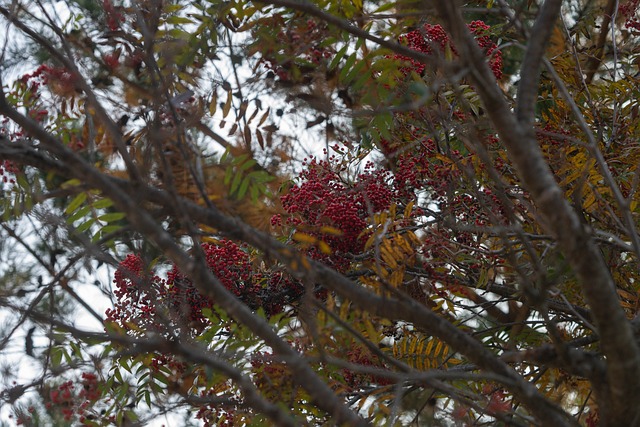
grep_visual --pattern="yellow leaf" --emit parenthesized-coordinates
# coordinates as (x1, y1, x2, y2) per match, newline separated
(292, 232, 317, 244)
(364, 234, 376, 251)
(301, 256, 310, 270)
(320, 225, 343, 236)
(340, 300, 351, 320)
(408, 336, 417, 355)
(364, 319, 379, 343)
(380, 248, 398, 269)
(124, 86, 141, 106)
(388, 270, 404, 287)
(434, 341, 443, 358)
(406, 230, 421, 246)
(424, 340, 434, 365)
(209, 92, 217, 115)
(222, 90, 232, 118)
(404, 200, 414, 218)
(398, 235, 414, 255)
(317, 240, 332, 255)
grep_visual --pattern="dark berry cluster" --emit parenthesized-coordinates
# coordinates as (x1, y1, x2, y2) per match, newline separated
(0, 160, 18, 185)
(392, 138, 454, 199)
(342, 345, 393, 389)
(396, 24, 450, 76)
(250, 351, 296, 400)
(105, 253, 164, 334)
(37, 373, 103, 424)
(20, 64, 79, 98)
(467, 20, 503, 80)
(103, 50, 121, 70)
(196, 392, 242, 427)
(106, 241, 306, 338)
(620, 0, 640, 32)
(102, 0, 125, 31)
(279, 156, 394, 270)
(392, 21, 502, 80)
(256, 17, 334, 82)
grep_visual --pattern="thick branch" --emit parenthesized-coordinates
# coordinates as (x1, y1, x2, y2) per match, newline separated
(584, 0, 618, 84)
(515, 0, 563, 126)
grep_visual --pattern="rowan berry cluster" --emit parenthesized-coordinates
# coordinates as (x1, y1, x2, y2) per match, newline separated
(257, 17, 333, 82)
(342, 345, 393, 389)
(105, 253, 163, 334)
(106, 241, 305, 337)
(38, 373, 103, 424)
(620, 0, 640, 32)
(394, 21, 502, 80)
(396, 24, 449, 76)
(251, 351, 295, 400)
(0, 159, 18, 185)
(196, 394, 241, 427)
(19, 63, 79, 99)
(467, 20, 503, 80)
(103, 50, 121, 70)
(391, 138, 461, 200)
(279, 156, 394, 270)
(102, 0, 125, 31)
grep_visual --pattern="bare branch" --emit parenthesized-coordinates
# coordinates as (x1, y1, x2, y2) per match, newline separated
(515, 0, 563, 126)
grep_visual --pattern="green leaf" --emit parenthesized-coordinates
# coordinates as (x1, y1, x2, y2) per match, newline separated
(164, 4, 184, 12)
(114, 368, 124, 383)
(233, 153, 249, 165)
(344, 58, 368, 84)
(69, 341, 82, 358)
(224, 165, 233, 186)
(230, 171, 243, 195)
(339, 52, 358, 83)
(250, 184, 259, 202)
(92, 198, 114, 209)
(51, 347, 63, 368)
(239, 158, 256, 171)
(166, 16, 194, 25)
(374, 2, 395, 12)
(16, 174, 29, 191)
(100, 224, 123, 235)
(222, 90, 232, 118)
(61, 178, 81, 189)
(67, 205, 91, 224)
(76, 218, 96, 233)
(65, 192, 87, 215)
(153, 372, 169, 385)
(329, 44, 349, 71)
(220, 147, 231, 163)
(98, 212, 126, 223)
(237, 176, 250, 199)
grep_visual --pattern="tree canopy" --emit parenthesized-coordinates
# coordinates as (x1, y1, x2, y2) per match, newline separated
(1, 0, 640, 425)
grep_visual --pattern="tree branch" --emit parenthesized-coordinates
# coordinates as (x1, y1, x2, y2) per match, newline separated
(0, 128, 576, 425)
(515, 0, 563, 126)
(0, 105, 369, 426)
(432, 2, 640, 423)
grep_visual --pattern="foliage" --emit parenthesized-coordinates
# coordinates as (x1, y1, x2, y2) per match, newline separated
(3, 0, 640, 426)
